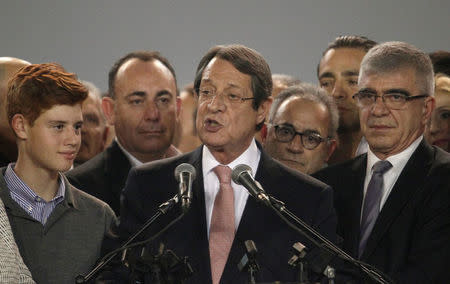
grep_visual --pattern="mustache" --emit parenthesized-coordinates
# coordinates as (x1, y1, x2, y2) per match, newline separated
(366, 119, 396, 128)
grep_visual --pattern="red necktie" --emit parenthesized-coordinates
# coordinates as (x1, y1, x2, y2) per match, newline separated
(209, 165, 235, 284)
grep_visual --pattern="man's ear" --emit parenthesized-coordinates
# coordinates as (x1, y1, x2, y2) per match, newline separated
(422, 96, 435, 126)
(176, 96, 181, 119)
(11, 114, 28, 140)
(257, 97, 273, 126)
(325, 139, 338, 162)
(260, 124, 268, 143)
(102, 97, 115, 125)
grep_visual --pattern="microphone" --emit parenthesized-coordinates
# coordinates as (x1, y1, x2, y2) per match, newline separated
(231, 164, 270, 206)
(174, 163, 196, 212)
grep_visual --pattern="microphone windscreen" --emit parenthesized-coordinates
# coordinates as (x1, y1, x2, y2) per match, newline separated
(231, 164, 252, 185)
(174, 163, 197, 181)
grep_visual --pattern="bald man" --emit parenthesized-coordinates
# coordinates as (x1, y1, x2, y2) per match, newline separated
(0, 57, 30, 166)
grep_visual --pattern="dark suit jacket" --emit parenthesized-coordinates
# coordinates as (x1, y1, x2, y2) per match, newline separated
(110, 145, 337, 283)
(67, 141, 131, 215)
(314, 140, 450, 283)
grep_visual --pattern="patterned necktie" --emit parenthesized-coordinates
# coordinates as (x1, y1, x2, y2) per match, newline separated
(209, 165, 235, 284)
(359, 160, 392, 258)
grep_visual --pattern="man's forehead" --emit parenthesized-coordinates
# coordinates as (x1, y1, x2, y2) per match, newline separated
(359, 67, 418, 90)
(118, 58, 173, 79)
(275, 97, 329, 130)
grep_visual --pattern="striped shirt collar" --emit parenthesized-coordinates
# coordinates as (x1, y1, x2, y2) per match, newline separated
(4, 163, 65, 224)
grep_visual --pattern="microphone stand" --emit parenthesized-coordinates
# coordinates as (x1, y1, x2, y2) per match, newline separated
(75, 194, 182, 283)
(263, 195, 394, 284)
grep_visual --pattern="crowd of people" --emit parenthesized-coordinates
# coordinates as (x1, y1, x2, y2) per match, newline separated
(0, 36, 449, 283)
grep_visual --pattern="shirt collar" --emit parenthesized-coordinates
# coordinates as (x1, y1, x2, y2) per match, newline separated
(5, 163, 66, 203)
(115, 138, 143, 167)
(202, 139, 260, 179)
(366, 135, 423, 175)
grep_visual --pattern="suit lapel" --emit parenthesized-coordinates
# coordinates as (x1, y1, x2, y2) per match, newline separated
(361, 141, 432, 260)
(105, 141, 132, 199)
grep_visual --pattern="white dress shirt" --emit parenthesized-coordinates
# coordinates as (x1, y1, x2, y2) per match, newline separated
(116, 138, 143, 167)
(202, 139, 261, 237)
(362, 136, 423, 215)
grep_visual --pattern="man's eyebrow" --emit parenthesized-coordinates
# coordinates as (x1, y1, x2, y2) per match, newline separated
(384, 89, 411, 96)
(125, 91, 146, 98)
(155, 90, 173, 97)
(342, 70, 359, 77)
(358, 88, 377, 94)
(318, 72, 334, 80)
(48, 120, 68, 124)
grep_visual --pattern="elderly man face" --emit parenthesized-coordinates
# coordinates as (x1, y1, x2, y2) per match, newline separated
(263, 97, 336, 174)
(76, 90, 108, 163)
(357, 67, 434, 159)
(196, 57, 270, 163)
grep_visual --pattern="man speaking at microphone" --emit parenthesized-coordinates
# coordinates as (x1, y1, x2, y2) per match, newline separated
(109, 44, 337, 283)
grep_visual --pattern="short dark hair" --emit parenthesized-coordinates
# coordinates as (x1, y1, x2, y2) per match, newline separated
(108, 50, 178, 98)
(193, 44, 272, 130)
(317, 35, 377, 76)
(429, 50, 450, 77)
(7, 63, 87, 126)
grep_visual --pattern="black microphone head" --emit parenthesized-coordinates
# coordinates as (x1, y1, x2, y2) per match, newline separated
(174, 163, 196, 181)
(231, 164, 252, 185)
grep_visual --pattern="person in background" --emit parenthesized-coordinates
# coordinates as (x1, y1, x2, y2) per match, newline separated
(67, 51, 181, 215)
(0, 57, 30, 167)
(174, 83, 202, 153)
(317, 35, 377, 164)
(263, 83, 338, 174)
(74, 80, 110, 165)
(425, 73, 450, 152)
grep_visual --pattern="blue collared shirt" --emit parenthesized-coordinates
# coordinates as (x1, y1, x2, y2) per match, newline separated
(4, 163, 65, 225)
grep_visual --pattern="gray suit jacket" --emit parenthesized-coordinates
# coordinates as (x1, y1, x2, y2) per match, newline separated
(0, 168, 117, 284)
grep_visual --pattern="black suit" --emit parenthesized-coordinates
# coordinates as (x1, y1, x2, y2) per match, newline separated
(314, 140, 450, 283)
(110, 145, 337, 283)
(67, 141, 131, 215)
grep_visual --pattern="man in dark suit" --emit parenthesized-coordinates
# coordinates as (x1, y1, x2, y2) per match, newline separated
(104, 44, 337, 283)
(67, 51, 181, 215)
(314, 41, 450, 283)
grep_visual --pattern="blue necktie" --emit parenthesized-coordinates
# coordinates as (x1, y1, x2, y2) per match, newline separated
(359, 160, 392, 258)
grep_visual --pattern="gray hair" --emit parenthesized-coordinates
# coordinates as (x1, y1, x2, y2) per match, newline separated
(268, 82, 339, 139)
(81, 80, 102, 99)
(359, 41, 435, 96)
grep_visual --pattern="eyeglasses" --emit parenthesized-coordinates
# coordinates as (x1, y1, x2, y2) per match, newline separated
(352, 91, 428, 110)
(198, 86, 255, 105)
(270, 124, 329, 150)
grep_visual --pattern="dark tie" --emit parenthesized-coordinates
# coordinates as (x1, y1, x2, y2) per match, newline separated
(359, 160, 392, 258)
(209, 165, 235, 284)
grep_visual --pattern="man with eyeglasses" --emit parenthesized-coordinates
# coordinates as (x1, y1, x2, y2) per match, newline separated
(314, 42, 450, 283)
(262, 83, 338, 174)
(103, 44, 337, 283)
